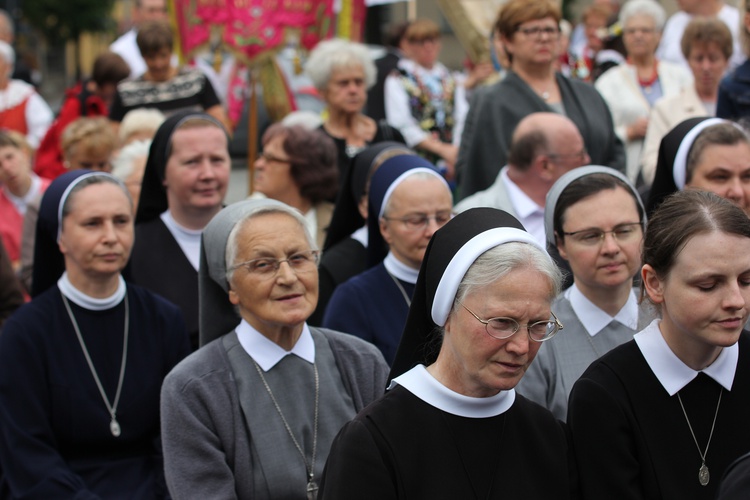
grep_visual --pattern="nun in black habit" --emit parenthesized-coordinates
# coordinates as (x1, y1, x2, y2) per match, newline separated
(646, 117, 750, 217)
(319, 208, 577, 499)
(0, 170, 189, 498)
(127, 110, 230, 349)
(309, 142, 415, 326)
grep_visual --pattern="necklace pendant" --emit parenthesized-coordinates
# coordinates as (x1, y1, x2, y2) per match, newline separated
(699, 463, 709, 486)
(541, 91, 550, 101)
(306, 479, 318, 500)
(110, 418, 121, 437)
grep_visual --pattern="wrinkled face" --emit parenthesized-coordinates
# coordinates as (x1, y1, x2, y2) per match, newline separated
(58, 183, 134, 282)
(622, 14, 660, 59)
(557, 186, 643, 293)
(503, 17, 561, 67)
(545, 123, 590, 176)
(441, 266, 554, 397)
(164, 125, 230, 216)
(687, 42, 729, 96)
(379, 176, 453, 269)
(0, 145, 31, 192)
(136, 0, 169, 23)
(144, 47, 172, 82)
(323, 65, 367, 115)
(645, 231, 750, 367)
(228, 212, 318, 334)
(687, 142, 750, 217)
(408, 37, 442, 69)
(254, 134, 295, 200)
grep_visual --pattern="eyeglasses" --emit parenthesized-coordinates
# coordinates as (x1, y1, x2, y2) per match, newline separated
(230, 250, 320, 279)
(562, 222, 643, 246)
(259, 151, 291, 164)
(382, 211, 454, 231)
(462, 304, 563, 342)
(517, 25, 560, 39)
(547, 149, 588, 164)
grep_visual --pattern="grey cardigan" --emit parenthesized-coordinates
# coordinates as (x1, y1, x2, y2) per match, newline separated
(161, 327, 388, 500)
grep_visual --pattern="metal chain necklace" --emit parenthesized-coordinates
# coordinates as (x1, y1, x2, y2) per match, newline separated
(61, 293, 129, 438)
(387, 271, 412, 307)
(252, 360, 320, 500)
(676, 388, 722, 486)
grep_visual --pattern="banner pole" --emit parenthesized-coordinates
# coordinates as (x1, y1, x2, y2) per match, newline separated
(247, 67, 258, 196)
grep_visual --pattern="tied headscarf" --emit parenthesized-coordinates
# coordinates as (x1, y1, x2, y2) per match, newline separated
(646, 117, 730, 216)
(544, 165, 646, 251)
(366, 155, 447, 267)
(323, 142, 414, 252)
(388, 207, 549, 383)
(199, 198, 291, 346)
(32, 170, 125, 297)
(135, 110, 227, 225)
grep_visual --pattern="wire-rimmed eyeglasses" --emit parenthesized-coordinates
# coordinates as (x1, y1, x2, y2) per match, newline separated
(229, 250, 320, 279)
(562, 222, 643, 247)
(382, 211, 454, 232)
(462, 304, 563, 342)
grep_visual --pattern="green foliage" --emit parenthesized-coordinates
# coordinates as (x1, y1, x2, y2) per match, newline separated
(21, 0, 116, 42)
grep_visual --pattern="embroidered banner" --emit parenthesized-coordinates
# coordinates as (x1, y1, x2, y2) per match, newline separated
(172, 0, 335, 64)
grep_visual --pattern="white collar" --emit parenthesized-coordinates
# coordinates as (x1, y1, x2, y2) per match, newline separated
(500, 168, 544, 220)
(389, 365, 516, 418)
(57, 272, 127, 311)
(160, 210, 202, 271)
(235, 319, 315, 371)
(4, 174, 41, 215)
(350, 225, 368, 247)
(566, 284, 639, 337)
(634, 319, 738, 395)
(384, 251, 419, 284)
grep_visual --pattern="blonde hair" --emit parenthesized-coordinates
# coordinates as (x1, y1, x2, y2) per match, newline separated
(61, 117, 118, 160)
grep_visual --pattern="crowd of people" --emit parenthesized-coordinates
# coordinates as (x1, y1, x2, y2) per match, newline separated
(2, 0, 750, 498)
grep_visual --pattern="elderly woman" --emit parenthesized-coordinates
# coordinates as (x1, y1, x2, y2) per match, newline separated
(457, 0, 624, 199)
(160, 198, 388, 499)
(594, 0, 692, 184)
(0, 170, 189, 497)
(569, 190, 750, 499)
(0, 40, 52, 149)
(305, 38, 404, 182)
(323, 155, 452, 364)
(118, 108, 166, 145)
(0, 130, 49, 268)
(643, 17, 733, 185)
(647, 117, 750, 217)
(111, 139, 150, 213)
(109, 21, 228, 129)
(253, 123, 338, 248)
(516, 166, 655, 420)
(384, 19, 469, 178)
(319, 208, 575, 498)
(310, 141, 414, 326)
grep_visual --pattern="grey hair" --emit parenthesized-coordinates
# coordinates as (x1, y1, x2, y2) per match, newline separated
(112, 139, 151, 181)
(281, 110, 323, 129)
(452, 242, 562, 312)
(225, 203, 317, 284)
(0, 40, 15, 75)
(119, 108, 166, 144)
(619, 0, 666, 32)
(304, 38, 377, 91)
(61, 175, 132, 220)
(381, 171, 448, 217)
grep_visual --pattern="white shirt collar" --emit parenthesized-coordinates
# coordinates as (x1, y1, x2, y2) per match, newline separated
(566, 284, 639, 337)
(383, 251, 419, 284)
(500, 169, 546, 245)
(160, 210, 202, 271)
(57, 271, 127, 311)
(634, 319, 738, 395)
(350, 225, 368, 247)
(235, 319, 315, 371)
(4, 174, 42, 215)
(389, 365, 516, 418)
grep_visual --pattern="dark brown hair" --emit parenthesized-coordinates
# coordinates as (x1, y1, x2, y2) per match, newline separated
(92, 52, 131, 87)
(405, 19, 440, 42)
(262, 124, 338, 204)
(507, 130, 548, 171)
(136, 20, 173, 57)
(643, 190, 750, 281)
